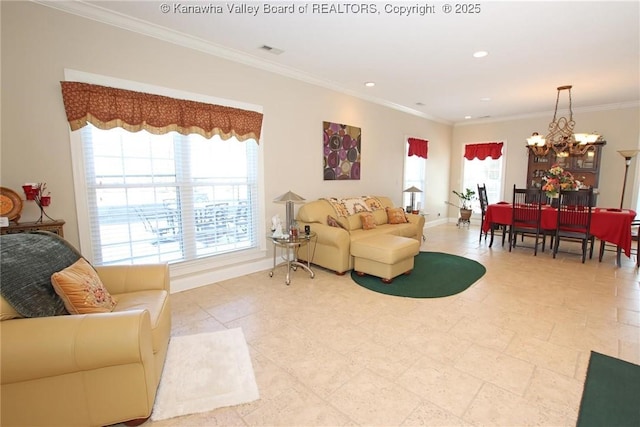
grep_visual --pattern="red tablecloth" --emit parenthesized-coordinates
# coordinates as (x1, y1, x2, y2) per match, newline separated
(483, 204, 637, 256)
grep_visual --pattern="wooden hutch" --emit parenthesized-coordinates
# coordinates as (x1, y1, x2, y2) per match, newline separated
(526, 143, 605, 193)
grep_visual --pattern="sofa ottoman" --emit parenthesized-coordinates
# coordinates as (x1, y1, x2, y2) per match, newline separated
(351, 234, 420, 283)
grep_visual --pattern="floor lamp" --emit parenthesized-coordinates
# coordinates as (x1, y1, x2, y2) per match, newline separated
(618, 150, 640, 209)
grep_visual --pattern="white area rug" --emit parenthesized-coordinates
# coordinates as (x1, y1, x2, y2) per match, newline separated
(151, 328, 259, 421)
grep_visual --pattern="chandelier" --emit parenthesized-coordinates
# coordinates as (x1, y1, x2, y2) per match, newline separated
(526, 85, 605, 156)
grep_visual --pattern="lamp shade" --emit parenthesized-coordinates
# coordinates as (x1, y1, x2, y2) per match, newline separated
(617, 149, 640, 159)
(527, 133, 546, 147)
(403, 186, 423, 193)
(273, 191, 305, 203)
(574, 133, 600, 144)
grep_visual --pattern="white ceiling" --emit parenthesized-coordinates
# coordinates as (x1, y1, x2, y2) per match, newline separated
(44, 1, 639, 124)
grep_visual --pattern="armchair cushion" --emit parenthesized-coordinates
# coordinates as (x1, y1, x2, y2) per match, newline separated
(0, 297, 22, 321)
(51, 258, 117, 314)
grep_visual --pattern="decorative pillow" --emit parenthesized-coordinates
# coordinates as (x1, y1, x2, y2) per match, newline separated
(327, 215, 346, 229)
(387, 207, 409, 224)
(360, 212, 377, 230)
(51, 258, 117, 314)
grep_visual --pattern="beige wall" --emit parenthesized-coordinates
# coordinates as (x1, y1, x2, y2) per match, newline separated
(451, 107, 640, 216)
(1, 2, 451, 251)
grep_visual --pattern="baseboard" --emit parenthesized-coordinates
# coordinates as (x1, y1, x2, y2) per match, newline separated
(170, 257, 273, 293)
(425, 218, 449, 227)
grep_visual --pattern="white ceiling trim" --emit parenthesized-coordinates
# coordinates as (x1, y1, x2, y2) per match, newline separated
(34, 0, 449, 124)
(456, 100, 640, 127)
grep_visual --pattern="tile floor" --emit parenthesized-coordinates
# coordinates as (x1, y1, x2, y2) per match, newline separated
(145, 223, 639, 426)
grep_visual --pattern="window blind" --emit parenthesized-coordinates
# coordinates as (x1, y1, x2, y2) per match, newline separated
(81, 124, 259, 265)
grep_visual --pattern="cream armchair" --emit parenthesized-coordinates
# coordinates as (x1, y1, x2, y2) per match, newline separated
(1, 232, 171, 427)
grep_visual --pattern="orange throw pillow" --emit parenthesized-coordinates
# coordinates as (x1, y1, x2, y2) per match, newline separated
(387, 207, 409, 224)
(51, 258, 117, 314)
(360, 212, 377, 230)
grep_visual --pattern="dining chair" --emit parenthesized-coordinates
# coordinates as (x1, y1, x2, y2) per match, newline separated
(478, 183, 508, 247)
(478, 183, 489, 243)
(598, 219, 640, 268)
(510, 185, 544, 255)
(553, 188, 594, 263)
(632, 220, 639, 268)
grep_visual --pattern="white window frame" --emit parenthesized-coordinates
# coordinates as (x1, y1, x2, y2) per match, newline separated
(461, 141, 507, 214)
(64, 69, 267, 274)
(402, 136, 427, 212)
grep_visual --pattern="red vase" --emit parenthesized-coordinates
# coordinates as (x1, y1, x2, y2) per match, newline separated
(23, 185, 38, 200)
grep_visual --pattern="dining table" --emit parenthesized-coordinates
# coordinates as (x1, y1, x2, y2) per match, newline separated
(482, 202, 637, 258)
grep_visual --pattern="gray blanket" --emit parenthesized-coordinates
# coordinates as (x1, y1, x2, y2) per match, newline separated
(0, 231, 82, 317)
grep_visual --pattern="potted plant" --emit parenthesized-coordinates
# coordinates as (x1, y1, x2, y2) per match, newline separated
(452, 188, 476, 223)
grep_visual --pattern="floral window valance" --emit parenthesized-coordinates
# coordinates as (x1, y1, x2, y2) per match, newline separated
(60, 82, 263, 142)
(464, 142, 503, 160)
(408, 137, 428, 159)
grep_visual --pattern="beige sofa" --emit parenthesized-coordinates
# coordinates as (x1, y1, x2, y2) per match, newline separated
(296, 196, 425, 274)
(1, 231, 171, 427)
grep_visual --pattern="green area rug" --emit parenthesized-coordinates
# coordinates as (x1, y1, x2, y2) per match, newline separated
(577, 351, 640, 427)
(350, 251, 486, 298)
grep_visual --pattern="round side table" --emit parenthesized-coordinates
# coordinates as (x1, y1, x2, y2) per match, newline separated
(268, 231, 316, 285)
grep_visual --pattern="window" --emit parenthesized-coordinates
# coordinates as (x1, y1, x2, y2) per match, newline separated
(78, 124, 259, 265)
(462, 150, 505, 214)
(403, 143, 426, 211)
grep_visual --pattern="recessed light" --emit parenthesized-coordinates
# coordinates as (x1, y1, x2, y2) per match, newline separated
(473, 51, 488, 58)
(464, 115, 472, 120)
(480, 97, 491, 102)
(364, 82, 375, 87)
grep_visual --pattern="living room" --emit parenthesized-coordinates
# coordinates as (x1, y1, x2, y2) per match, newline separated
(2, 2, 639, 426)
(3, 1, 638, 290)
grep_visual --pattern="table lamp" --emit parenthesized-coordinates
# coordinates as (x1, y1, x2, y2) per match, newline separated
(403, 186, 422, 213)
(273, 190, 305, 234)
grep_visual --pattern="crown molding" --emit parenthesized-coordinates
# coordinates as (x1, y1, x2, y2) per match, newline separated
(33, 0, 450, 125)
(455, 100, 640, 127)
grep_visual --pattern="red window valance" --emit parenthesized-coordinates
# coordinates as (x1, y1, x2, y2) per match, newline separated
(60, 82, 263, 142)
(408, 137, 428, 159)
(464, 142, 503, 160)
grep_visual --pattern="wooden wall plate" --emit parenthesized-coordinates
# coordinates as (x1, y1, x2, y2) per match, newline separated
(0, 187, 23, 222)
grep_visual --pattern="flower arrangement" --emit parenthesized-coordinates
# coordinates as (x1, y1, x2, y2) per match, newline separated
(542, 164, 577, 198)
